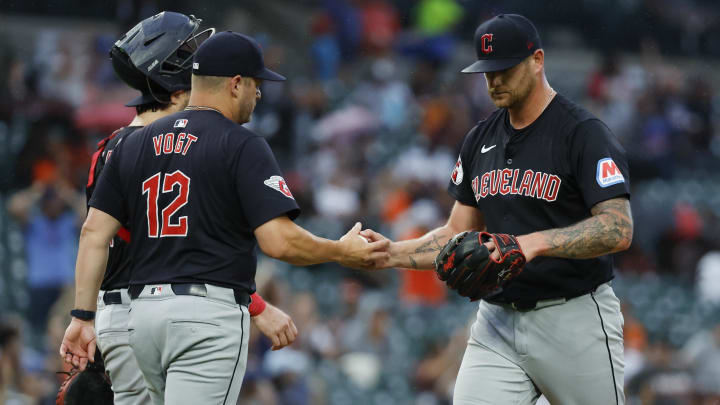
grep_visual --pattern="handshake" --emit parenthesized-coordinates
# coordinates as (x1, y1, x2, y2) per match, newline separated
(334, 222, 393, 270)
(337, 224, 527, 302)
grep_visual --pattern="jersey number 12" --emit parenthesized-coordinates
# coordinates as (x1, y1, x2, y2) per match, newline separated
(142, 170, 190, 237)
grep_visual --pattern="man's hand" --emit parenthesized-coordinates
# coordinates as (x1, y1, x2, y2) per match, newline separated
(359, 228, 395, 269)
(251, 303, 298, 351)
(59, 318, 97, 371)
(337, 222, 390, 269)
(434, 232, 526, 301)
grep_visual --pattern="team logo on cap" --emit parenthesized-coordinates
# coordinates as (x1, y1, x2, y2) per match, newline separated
(451, 156, 463, 185)
(264, 175, 294, 199)
(481, 33, 494, 54)
(192, 62, 199, 70)
(596, 158, 625, 187)
(174, 119, 188, 128)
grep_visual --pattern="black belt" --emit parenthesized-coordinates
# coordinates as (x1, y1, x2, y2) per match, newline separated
(128, 283, 250, 307)
(102, 291, 123, 305)
(487, 284, 604, 312)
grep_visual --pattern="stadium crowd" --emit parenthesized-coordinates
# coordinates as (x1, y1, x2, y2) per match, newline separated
(1, 0, 719, 404)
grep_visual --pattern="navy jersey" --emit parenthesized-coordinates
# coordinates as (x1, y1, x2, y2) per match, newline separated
(89, 109, 300, 293)
(86, 126, 140, 291)
(447, 94, 630, 302)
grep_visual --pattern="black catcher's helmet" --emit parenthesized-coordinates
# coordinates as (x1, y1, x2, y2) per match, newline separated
(110, 11, 214, 106)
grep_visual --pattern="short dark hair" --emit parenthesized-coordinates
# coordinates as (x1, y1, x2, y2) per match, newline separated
(135, 101, 171, 115)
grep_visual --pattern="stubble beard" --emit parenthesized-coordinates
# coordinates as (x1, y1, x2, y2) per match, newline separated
(489, 65, 536, 109)
(238, 101, 255, 124)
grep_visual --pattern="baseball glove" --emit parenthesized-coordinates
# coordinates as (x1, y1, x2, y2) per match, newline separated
(434, 231, 526, 301)
(56, 351, 113, 405)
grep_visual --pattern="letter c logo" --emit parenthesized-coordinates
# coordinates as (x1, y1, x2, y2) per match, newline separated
(481, 33, 493, 54)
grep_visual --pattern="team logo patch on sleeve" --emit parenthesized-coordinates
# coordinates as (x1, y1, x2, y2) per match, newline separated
(174, 119, 188, 128)
(596, 158, 625, 187)
(451, 156, 464, 185)
(264, 175, 295, 199)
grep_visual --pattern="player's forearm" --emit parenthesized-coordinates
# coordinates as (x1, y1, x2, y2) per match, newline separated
(73, 209, 121, 311)
(74, 231, 111, 311)
(257, 217, 342, 265)
(274, 229, 344, 266)
(390, 226, 455, 270)
(519, 198, 633, 260)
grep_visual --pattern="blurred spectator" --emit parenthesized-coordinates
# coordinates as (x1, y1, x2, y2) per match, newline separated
(310, 13, 342, 81)
(263, 348, 312, 405)
(289, 293, 339, 359)
(349, 58, 417, 131)
(358, 0, 400, 56)
(413, 325, 467, 402)
(680, 323, 720, 400)
(0, 317, 55, 405)
(655, 202, 709, 277)
(0, 320, 22, 404)
(7, 180, 83, 339)
(696, 252, 720, 304)
(627, 341, 695, 404)
(396, 0, 462, 64)
(622, 303, 649, 382)
(323, 0, 363, 61)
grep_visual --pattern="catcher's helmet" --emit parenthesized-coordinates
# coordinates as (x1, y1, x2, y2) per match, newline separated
(110, 11, 214, 106)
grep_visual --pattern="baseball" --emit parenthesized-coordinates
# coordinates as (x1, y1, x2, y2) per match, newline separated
(357, 234, 370, 243)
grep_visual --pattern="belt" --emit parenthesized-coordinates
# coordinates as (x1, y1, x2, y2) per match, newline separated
(103, 291, 123, 305)
(128, 283, 250, 307)
(488, 283, 608, 312)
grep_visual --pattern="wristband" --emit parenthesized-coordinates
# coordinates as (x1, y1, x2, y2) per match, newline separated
(70, 309, 96, 321)
(248, 293, 266, 316)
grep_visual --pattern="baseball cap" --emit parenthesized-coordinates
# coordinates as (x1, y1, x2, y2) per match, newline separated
(461, 14, 541, 74)
(192, 31, 286, 81)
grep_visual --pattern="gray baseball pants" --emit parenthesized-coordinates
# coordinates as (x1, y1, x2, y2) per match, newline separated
(128, 284, 250, 405)
(454, 282, 625, 405)
(96, 288, 150, 405)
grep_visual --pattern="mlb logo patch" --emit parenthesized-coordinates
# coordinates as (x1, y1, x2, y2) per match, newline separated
(174, 119, 188, 128)
(264, 175, 294, 199)
(451, 156, 463, 185)
(596, 158, 625, 187)
(149, 286, 163, 296)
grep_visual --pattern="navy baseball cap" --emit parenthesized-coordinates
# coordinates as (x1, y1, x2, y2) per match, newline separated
(461, 14, 541, 74)
(192, 31, 286, 81)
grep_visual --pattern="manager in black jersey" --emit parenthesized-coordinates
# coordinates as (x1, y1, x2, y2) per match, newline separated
(61, 31, 388, 405)
(362, 14, 632, 404)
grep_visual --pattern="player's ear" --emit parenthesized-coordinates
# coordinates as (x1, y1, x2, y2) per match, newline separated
(230, 75, 243, 98)
(531, 49, 544, 74)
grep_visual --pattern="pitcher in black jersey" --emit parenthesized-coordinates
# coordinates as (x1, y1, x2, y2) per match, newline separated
(362, 14, 632, 404)
(61, 31, 388, 405)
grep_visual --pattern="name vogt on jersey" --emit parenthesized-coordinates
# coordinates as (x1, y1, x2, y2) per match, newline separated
(152, 132, 198, 156)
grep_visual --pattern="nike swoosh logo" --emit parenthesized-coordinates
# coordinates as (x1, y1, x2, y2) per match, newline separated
(481, 144, 496, 153)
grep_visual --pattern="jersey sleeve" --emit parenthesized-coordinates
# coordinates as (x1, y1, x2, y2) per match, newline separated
(447, 125, 478, 206)
(88, 137, 127, 223)
(570, 119, 631, 208)
(233, 136, 301, 229)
